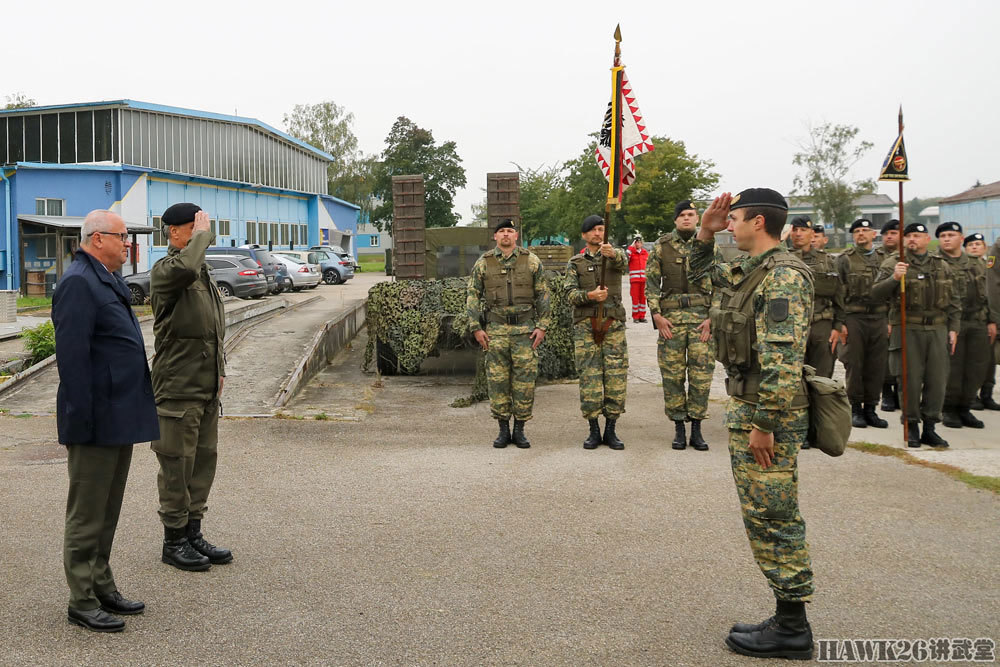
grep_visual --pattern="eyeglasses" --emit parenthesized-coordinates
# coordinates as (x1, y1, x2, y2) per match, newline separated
(90, 231, 129, 243)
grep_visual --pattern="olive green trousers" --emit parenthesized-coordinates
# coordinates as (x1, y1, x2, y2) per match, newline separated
(152, 398, 219, 529)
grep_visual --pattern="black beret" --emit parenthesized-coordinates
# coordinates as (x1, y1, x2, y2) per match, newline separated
(881, 219, 899, 233)
(729, 188, 787, 211)
(581, 215, 604, 234)
(935, 221, 962, 237)
(674, 200, 696, 219)
(161, 202, 202, 226)
(633, 235, 643, 242)
(494, 218, 516, 232)
(813, 224, 826, 234)
(903, 222, 928, 235)
(790, 216, 812, 229)
(964, 233, 985, 246)
(850, 219, 873, 233)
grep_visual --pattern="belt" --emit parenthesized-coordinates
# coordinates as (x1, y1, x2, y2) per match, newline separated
(846, 304, 888, 314)
(487, 311, 535, 325)
(899, 314, 947, 326)
(725, 372, 809, 408)
(660, 294, 709, 309)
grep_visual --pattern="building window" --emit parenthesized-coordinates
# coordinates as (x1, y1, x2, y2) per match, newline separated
(270, 223, 279, 246)
(218, 219, 230, 236)
(35, 198, 64, 216)
(299, 224, 308, 246)
(152, 216, 167, 247)
(37, 235, 57, 259)
(280, 223, 290, 246)
(370, 235, 380, 247)
(246, 221, 257, 245)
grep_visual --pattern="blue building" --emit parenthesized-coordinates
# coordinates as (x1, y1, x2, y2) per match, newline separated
(939, 180, 1000, 244)
(0, 100, 359, 293)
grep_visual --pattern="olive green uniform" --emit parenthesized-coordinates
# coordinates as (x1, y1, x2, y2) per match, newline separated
(987, 243, 1000, 390)
(565, 248, 628, 419)
(875, 245, 899, 405)
(466, 247, 551, 421)
(150, 230, 227, 530)
(872, 250, 960, 424)
(794, 248, 845, 379)
(645, 230, 722, 421)
(836, 246, 889, 405)
(690, 240, 815, 602)
(939, 249, 992, 412)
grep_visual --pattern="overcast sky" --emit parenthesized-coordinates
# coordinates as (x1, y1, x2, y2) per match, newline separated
(7, 0, 997, 223)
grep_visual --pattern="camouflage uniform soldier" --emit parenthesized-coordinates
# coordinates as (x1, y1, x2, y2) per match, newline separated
(872, 222, 961, 447)
(965, 233, 1000, 410)
(565, 215, 628, 450)
(876, 220, 901, 411)
(690, 188, 816, 661)
(646, 200, 721, 451)
(467, 218, 551, 449)
(836, 219, 890, 430)
(936, 222, 994, 429)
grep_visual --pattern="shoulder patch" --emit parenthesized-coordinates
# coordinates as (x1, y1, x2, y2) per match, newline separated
(988, 255, 996, 269)
(768, 298, 789, 322)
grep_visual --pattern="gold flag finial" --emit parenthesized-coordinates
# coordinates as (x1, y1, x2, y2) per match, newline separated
(614, 24, 621, 42)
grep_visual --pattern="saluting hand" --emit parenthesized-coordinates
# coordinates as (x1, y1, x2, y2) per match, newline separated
(193, 210, 211, 233)
(699, 193, 732, 235)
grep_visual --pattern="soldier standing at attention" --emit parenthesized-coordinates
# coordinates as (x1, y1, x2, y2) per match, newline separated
(467, 218, 551, 449)
(877, 220, 901, 412)
(151, 203, 232, 571)
(836, 219, 890, 429)
(625, 235, 649, 322)
(690, 189, 816, 660)
(965, 233, 1000, 410)
(872, 222, 960, 447)
(810, 223, 829, 250)
(646, 200, 720, 451)
(565, 215, 628, 449)
(936, 223, 994, 429)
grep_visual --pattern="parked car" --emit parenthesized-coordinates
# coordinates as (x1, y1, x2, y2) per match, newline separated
(124, 270, 151, 305)
(271, 253, 321, 291)
(277, 249, 353, 285)
(207, 246, 280, 294)
(310, 245, 359, 270)
(273, 262, 293, 293)
(204, 255, 269, 299)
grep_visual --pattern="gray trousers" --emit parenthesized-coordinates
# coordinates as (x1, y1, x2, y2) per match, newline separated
(945, 320, 991, 409)
(64, 444, 133, 611)
(890, 324, 950, 423)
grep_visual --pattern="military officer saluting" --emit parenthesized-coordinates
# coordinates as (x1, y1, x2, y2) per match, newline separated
(690, 188, 817, 661)
(565, 215, 629, 449)
(467, 218, 551, 448)
(646, 200, 721, 451)
(872, 222, 961, 447)
(877, 220, 901, 412)
(836, 219, 890, 429)
(965, 233, 1000, 411)
(936, 222, 994, 429)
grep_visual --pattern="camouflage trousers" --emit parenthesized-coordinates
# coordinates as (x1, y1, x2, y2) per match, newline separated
(727, 401, 814, 601)
(573, 319, 628, 419)
(485, 332, 538, 421)
(657, 320, 714, 421)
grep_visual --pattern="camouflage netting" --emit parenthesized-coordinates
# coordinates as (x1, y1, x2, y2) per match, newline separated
(363, 273, 577, 405)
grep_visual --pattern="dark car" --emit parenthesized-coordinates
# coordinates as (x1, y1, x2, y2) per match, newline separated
(204, 255, 268, 299)
(310, 245, 359, 270)
(303, 248, 355, 284)
(207, 246, 280, 294)
(124, 270, 151, 305)
(273, 262, 292, 293)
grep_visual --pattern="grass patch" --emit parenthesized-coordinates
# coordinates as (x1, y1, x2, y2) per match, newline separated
(848, 442, 1000, 495)
(273, 412, 305, 420)
(357, 255, 386, 273)
(314, 412, 330, 421)
(17, 296, 51, 309)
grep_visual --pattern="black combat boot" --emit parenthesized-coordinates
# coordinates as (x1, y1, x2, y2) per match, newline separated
(941, 408, 963, 429)
(689, 420, 708, 451)
(881, 383, 898, 412)
(493, 419, 511, 448)
(851, 402, 867, 428)
(511, 420, 530, 448)
(726, 599, 813, 660)
(186, 519, 233, 564)
(958, 407, 984, 429)
(162, 526, 211, 571)
(583, 419, 602, 449)
(671, 421, 687, 450)
(982, 387, 1000, 411)
(603, 419, 625, 450)
(920, 420, 949, 447)
(970, 396, 984, 410)
(906, 421, 920, 447)
(863, 404, 888, 428)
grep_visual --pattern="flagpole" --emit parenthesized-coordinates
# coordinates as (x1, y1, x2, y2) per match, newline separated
(897, 106, 909, 445)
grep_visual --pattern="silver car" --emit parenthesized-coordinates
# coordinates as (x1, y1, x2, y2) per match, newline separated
(271, 253, 321, 291)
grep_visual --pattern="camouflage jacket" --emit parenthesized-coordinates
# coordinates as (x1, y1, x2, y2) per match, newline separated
(565, 246, 627, 307)
(466, 246, 551, 335)
(690, 239, 812, 433)
(645, 229, 723, 324)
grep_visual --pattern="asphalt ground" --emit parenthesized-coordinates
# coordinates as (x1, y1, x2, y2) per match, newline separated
(1, 303, 997, 665)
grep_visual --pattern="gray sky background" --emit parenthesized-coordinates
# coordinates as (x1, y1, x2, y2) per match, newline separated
(7, 0, 997, 224)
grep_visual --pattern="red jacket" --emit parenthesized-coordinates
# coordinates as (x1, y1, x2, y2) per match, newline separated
(626, 245, 649, 282)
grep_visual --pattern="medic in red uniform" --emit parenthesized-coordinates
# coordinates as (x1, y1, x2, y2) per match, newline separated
(625, 236, 649, 322)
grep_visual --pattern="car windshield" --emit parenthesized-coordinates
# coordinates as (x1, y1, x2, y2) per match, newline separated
(276, 255, 304, 267)
(238, 257, 260, 270)
(255, 250, 274, 265)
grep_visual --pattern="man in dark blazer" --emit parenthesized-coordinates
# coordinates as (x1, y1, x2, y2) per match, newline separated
(52, 209, 159, 632)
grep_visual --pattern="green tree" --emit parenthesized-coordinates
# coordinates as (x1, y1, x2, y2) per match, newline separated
(371, 116, 467, 231)
(792, 122, 876, 231)
(559, 138, 621, 241)
(3, 92, 35, 110)
(283, 101, 374, 216)
(515, 163, 569, 245)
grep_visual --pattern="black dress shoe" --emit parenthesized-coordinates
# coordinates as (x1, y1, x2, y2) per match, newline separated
(68, 607, 125, 632)
(98, 590, 145, 615)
